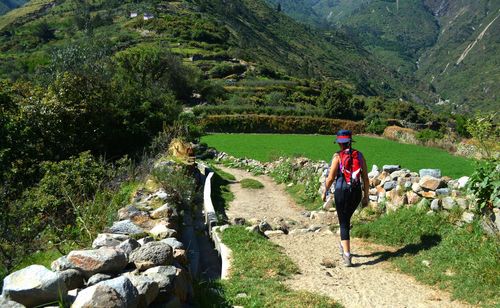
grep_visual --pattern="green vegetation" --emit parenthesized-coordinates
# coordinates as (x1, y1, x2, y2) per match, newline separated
(240, 178, 264, 189)
(352, 207, 500, 306)
(215, 226, 340, 307)
(209, 165, 235, 220)
(201, 134, 475, 178)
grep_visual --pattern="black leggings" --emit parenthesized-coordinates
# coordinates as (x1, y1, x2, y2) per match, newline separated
(334, 179, 362, 241)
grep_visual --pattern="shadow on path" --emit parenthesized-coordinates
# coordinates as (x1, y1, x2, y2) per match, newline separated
(352, 234, 441, 267)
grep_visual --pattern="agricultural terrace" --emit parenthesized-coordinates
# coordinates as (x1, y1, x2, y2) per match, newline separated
(201, 134, 475, 178)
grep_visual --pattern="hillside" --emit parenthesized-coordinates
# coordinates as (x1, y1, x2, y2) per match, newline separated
(0, 0, 25, 15)
(267, 0, 500, 111)
(0, 0, 430, 100)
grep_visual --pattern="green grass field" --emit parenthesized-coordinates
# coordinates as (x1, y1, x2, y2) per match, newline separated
(201, 134, 475, 178)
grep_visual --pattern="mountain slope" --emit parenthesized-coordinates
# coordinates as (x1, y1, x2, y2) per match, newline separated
(267, 0, 500, 111)
(0, 0, 428, 101)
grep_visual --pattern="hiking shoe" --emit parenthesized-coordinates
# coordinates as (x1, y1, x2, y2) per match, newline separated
(342, 253, 353, 267)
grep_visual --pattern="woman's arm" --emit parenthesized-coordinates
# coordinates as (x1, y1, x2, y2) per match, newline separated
(361, 155, 369, 206)
(322, 155, 339, 201)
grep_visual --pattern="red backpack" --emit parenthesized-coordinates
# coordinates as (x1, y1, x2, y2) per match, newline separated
(338, 149, 363, 186)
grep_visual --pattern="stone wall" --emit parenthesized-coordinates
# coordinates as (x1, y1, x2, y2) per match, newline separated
(1, 161, 195, 308)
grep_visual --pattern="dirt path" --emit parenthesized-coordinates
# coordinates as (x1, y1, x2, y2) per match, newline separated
(219, 166, 470, 308)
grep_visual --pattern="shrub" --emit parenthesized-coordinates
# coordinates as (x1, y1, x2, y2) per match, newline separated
(240, 178, 264, 189)
(151, 165, 198, 208)
(467, 159, 500, 213)
(415, 128, 444, 142)
(366, 117, 387, 135)
(200, 115, 364, 134)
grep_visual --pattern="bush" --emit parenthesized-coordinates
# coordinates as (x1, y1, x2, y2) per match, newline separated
(415, 128, 444, 142)
(366, 117, 387, 135)
(200, 115, 364, 134)
(467, 159, 500, 213)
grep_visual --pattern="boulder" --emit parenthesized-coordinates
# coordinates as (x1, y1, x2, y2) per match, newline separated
(2, 265, 67, 307)
(406, 191, 421, 205)
(369, 178, 381, 187)
(160, 238, 184, 250)
(117, 239, 140, 256)
(130, 242, 173, 271)
(92, 233, 129, 249)
(143, 266, 177, 301)
(383, 181, 397, 191)
(123, 273, 159, 308)
(419, 169, 441, 178)
(457, 176, 470, 189)
(72, 284, 125, 308)
(0, 296, 25, 308)
(258, 221, 273, 232)
(264, 230, 285, 236)
(411, 182, 422, 193)
(442, 197, 457, 210)
(456, 198, 468, 210)
(150, 204, 174, 219)
(173, 267, 192, 303)
(419, 176, 444, 191)
(118, 205, 141, 220)
(416, 198, 430, 211)
(232, 217, 246, 226)
(403, 181, 413, 190)
(173, 249, 189, 266)
(108, 220, 145, 235)
(421, 191, 437, 199)
(137, 237, 155, 246)
(436, 188, 450, 196)
(382, 165, 400, 173)
(368, 165, 379, 179)
(87, 273, 113, 286)
(462, 212, 475, 224)
(430, 199, 440, 211)
(58, 269, 85, 290)
(153, 189, 169, 201)
(67, 247, 128, 278)
(149, 224, 177, 239)
(97, 276, 139, 308)
(51, 256, 73, 272)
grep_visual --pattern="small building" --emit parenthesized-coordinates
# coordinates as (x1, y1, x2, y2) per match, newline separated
(144, 13, 154, 20)
(130, 12, 137, 18)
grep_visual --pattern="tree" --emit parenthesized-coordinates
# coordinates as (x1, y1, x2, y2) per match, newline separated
(277, 3, 282, 12)
(317, 82, 353, 119)
(33, 21, 55, 42)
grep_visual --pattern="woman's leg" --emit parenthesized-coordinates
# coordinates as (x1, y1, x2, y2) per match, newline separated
(336, 186, 362, 255)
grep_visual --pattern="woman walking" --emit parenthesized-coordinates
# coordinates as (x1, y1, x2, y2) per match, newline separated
(322, 129, 369, 267)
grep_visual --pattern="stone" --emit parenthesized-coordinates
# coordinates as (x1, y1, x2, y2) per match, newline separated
(457, 176, 470, 189)
(369, 195, 378, 202)
(451, 190, 462, 198)
(404, 181, 413, 190)
(419, 169, 441, 178)
(441, 176, 452, 184)
(67, 247, 128, 278)
(258, 221, 273, 232)
(0, 296, 25, 308)
(173, 249, 189, 266)
(369, 178, 381, 187)
(137, 237, 155, 246)
(462, 212, 475, 224)
(87, 273, 113, 286)
(92, 233, 129, 249)
(430, 199, 440, 211)
(232, 217, 246, 225)
(436, 188, 450, 196)
(422, 260, 431, 267)
(143, 266, 177, 300)
(368, 170, 380, 179)
(72, 284, 125, 308)
(382, 165, 400, 173)
(150, 203, 174, 219)
(441, 197, 457, 210)
(2, 265, 67, 307)
(108, 220, 145, 235)
(149, 224, 177, 239)
(118, 205, 141, 220)
(419, 176, 444, 191)
(492, 209, 500, 231)
(456, 198, 468, 210)
(421, 191, 437, 199)
(411, 182, 422, 193)
(153, 189, 169, 201)
(245, 225, 260, 234)
(58, 269, 85, 290)
(173, 267, 192, 302)
(97, 276, 139, 308)
(123, 273, 159, 308)
(383, 181, 397, 191)
(320, 257, 336, 268)
(406, 191, 421, 205)
(117, 238, 140, 256)
(310, 211, 327, 220)
(130, 242, 173, 271)
(160, 238, 184, 250)
(51, 256, 73, 272)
